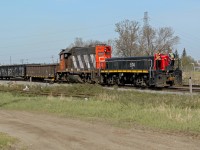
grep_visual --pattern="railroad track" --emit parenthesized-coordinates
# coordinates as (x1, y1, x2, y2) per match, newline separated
(115, 84, 200, 94)
(183, 84, 200, 88)
(165, 86, 200, 93)
(0, 89, 94, 98)
(1, 80, 200, 96)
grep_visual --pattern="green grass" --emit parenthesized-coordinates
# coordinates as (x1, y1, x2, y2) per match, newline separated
(183, 71, 200, 85)
(0, 84, 200, 135)
(0, 132, 17, 150)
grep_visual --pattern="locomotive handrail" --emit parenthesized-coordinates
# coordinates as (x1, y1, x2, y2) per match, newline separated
(105, 59, 153, 71)
(149, 59, 153, 78)
(105, 59, 153, 62)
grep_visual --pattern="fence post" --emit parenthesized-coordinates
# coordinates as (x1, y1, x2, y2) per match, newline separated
(189, 77, 192, 96)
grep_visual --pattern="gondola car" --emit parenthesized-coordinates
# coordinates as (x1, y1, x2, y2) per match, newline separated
(0, 64, 57, 81)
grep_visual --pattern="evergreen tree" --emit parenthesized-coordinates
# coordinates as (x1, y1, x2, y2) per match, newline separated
(182, 48, 187, 58)
(174, 49, 179, 59)
(180, 48, 196, 71)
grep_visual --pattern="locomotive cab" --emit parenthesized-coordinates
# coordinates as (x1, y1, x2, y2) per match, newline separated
(58, 49, 71, 72)
(153, 54, 170, 71)
(95, 45, 111, 69)
(153, 53, 182, 87)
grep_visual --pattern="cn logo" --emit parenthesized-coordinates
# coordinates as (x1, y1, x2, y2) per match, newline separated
(99, 57, 105, 62)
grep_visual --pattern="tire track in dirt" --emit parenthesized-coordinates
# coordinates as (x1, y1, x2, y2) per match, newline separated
(0, 110, 199, 150)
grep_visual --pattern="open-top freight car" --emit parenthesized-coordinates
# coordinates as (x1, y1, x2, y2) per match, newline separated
(0, 64, 57, 81)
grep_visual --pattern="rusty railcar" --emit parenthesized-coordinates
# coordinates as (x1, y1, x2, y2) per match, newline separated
(26, 64, 58, 80)
(0, 64, 58, 81)
(0, 65, 26, 79)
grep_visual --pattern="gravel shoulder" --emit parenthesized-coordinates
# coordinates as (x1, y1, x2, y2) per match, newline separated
(0, 110, 199, 150)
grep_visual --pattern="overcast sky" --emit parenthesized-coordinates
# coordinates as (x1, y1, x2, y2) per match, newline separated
(0, 0, 199, 64)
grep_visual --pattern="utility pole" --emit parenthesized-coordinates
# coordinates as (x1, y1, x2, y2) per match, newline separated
(143, 11, 149, 28)
(51, 55, 54, 63)
(25, 59, 28, 64)
(20, 59, 24, 64)
(143, 12, 152, 55)
(10, 56, 12, 65)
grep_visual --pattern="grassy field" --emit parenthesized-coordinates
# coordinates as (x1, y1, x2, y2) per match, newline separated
(183, 71, 200, 85)
(0, 84, 200, 136)
(0, 132, 18, 150)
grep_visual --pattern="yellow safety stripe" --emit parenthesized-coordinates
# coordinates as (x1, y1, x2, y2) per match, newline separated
(101, 70, 148, 73)
(26, 75, 54, 78)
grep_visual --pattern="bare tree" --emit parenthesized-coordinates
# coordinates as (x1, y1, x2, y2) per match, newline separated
(138, 27, 179, 55)
(138, 26, 156, 55)
(104, 39, 116, 56)
(68, 37, 103, 48)
(85, 40, 103, 47)
(154, 27, 179, 53)
(115, 20, 140, 56)
(115, 19, 179, 56)
(68, 37, 84, 48)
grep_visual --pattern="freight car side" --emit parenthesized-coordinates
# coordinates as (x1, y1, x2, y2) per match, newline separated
(0, 65, 26, 79)
(0, 64, 58, 81)
(26, 64, 58, 81)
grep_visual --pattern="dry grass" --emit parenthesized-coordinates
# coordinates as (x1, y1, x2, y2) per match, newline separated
(0, 132, 18, 150)
(0, 87, 200, 134)
(183, 71, 200, 85)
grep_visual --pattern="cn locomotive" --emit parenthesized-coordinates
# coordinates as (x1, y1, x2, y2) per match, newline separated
(57, 44, 182, 87)
(0, 44, 182, 87)
(56, 44, 111, 83)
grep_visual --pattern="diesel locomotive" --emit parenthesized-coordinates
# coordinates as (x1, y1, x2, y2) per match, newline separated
(0, 44, 182, 87)
(57, 44, 182, 87)
(101, 55, 182, 87)
(56, 44, 111, 83)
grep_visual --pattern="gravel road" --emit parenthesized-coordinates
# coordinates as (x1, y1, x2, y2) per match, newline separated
(0, 110, 199, 150)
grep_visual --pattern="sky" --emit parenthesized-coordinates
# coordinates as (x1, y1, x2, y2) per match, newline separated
(0, 0, 199, 64)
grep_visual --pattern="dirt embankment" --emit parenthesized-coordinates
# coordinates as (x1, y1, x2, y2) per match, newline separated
(0, 110, 199, 150)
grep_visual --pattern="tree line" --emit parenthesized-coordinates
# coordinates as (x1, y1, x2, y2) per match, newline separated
(66, 18, 197, 71)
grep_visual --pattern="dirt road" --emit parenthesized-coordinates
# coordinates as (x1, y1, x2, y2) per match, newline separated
(0, 110, 199, 150)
